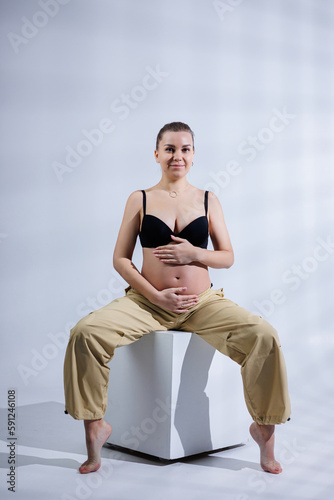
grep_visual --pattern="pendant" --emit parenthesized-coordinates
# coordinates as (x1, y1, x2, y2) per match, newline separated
(169, 191, 177, 198)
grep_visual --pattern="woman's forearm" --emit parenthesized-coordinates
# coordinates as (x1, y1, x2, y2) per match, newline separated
(114, 256, 200, 314)
(193, 247, 234, 269)
(113, 256, 159, 302)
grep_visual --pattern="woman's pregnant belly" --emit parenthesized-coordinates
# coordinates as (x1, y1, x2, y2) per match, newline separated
(141, 247, 211, 295)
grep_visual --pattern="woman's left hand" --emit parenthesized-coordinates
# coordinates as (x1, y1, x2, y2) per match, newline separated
(153, 235, 196, 265)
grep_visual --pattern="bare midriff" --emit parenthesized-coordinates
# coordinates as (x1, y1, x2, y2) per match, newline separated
(141, 246, 212, 295)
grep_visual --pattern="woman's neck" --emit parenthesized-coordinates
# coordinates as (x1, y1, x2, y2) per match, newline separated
(157, 179, 190, 193)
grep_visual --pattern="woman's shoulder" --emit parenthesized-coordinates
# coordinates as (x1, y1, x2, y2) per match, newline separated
(195, 187, 220, 204)
(123, 190, 145, 213)
(127, 189, 145, 199)
(206, 190, 220, 202)
(191, 186, 216, 196)
(127, 189, 157, 199)
(126, 186, 161, 204)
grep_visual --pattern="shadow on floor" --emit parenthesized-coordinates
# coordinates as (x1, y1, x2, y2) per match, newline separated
(184, 454, 262, 472)
(105, 442, 260, 472)
(0, 452, 80, 470)
(0, 401, 258, 472)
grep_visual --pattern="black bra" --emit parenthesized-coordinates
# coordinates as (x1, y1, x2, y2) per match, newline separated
(139, 190, 209, 249)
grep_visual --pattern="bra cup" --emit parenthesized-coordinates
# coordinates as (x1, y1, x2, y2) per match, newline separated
(178, 217, 208, 248)
(139, 216, 173, 247)
(139, 214, 209, 249)
(139, 190, 210, 249)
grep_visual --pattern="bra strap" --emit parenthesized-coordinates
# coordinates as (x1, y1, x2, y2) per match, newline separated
(141, 190, 146, 214)
(204, 190, 209, 215)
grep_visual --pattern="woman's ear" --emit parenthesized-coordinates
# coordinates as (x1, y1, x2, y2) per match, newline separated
(154, 150, 159, 163)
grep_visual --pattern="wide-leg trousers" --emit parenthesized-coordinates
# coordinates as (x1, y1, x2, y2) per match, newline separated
(63, 286, 291, 425)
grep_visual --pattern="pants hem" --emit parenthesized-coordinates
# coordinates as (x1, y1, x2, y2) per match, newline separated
(64, 408, 106, 421)
(252, 415, 291, 425)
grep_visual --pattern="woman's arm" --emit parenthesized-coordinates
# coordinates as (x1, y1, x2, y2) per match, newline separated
(113, 191, 158, 302)
(193, 191, 234, 268)
(153, 192, 234, 269)
(113, 191, 199, 313)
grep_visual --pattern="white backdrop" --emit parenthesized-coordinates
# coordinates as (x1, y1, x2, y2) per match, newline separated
(1, 0, 333, 432)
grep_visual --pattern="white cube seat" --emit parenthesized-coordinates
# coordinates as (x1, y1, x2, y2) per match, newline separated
(105, 330, 250, 460)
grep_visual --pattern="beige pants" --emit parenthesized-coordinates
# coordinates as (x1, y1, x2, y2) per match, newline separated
(63, 286, 291, 425)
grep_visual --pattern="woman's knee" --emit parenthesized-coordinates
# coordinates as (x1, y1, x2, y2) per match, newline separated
(255, 318, 280, 350)
(69, 314, 94, 344)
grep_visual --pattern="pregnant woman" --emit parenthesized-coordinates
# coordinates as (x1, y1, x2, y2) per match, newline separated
(63, 121, 291, 475)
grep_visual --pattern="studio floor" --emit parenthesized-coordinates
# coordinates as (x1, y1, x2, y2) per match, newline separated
(1, 390, 333, 500)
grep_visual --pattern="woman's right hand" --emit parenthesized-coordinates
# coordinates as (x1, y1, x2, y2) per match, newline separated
(152, 287, 199, 314)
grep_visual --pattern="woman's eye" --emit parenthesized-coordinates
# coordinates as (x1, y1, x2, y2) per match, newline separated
(165, 147, 190, 152)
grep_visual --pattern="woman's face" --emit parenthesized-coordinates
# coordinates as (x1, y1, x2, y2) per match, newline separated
(154, 131, 195, 179)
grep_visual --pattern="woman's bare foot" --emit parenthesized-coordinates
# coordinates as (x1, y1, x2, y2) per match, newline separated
(249, 422, 282, 474)
(79, 419, 112, 474)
